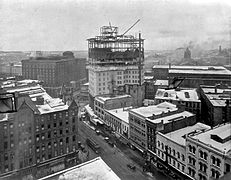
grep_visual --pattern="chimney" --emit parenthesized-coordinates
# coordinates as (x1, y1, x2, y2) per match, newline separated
(219, 45, 222, 53)
(169, 63, 171, 69)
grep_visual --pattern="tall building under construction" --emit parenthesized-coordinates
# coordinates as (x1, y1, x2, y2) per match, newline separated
(87, 23, 145, 108)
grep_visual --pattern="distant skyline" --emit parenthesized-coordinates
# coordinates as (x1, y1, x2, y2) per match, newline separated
(0, 0, 231, 51)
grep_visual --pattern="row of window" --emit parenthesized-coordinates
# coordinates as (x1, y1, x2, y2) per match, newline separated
(157, 141, 185, 162)
(35, 127, 75, 141)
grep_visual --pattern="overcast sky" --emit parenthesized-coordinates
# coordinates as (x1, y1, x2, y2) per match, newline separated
(0, 0, 230, 51)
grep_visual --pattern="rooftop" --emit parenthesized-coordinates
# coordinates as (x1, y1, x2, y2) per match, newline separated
(201, 86, 231, 107)
(154, 80, 169, 86)
(0, 113, 15, 122)
(169, 69, 231, 75)
(147, 110, 194, 124)
(155, 88, 200, 102)
(130, 102, 177, 118)
(37, 98, 69, 115)
(96, 94, 131, 103)
(165, 123, 210, 146)
(39, 157, 121, 180)
(153, 65, 231, 75)
(153, 65, 228, 70)
(190, 123, 231, 155)
(106, 107, 132, 124)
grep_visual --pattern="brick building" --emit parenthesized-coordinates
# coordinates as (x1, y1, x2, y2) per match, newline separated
(22, 51, 86, 97)
(129, 102, 196, 152)
(0, 80, 79, 179)
(199, 85, 231, 126)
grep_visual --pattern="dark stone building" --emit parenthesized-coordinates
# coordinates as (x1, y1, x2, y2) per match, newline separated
(199, 84, 231, 127)
(152, 65, 231, 88)
(22, 52, 86, 97)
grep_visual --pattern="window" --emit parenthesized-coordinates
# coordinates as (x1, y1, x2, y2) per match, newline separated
(182, 154, 185, 161)
(72, 135, 76, 142)
(173, 149, 176, 156)
(225, 163, 231, 173)
(4, 142, 8, 149)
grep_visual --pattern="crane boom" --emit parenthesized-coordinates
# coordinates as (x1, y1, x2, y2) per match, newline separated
(121, 19, 140, 36)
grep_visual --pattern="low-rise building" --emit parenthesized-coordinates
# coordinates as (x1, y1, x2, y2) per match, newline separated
(94, 94, 132, 122)
(105, 107, 132, 139)
(155, 88, 201, 120)
(156, 123, 210, 179)
(129, 102, 196, 152)
(199, 85, 231, 126)
(186, 123, 231, 180)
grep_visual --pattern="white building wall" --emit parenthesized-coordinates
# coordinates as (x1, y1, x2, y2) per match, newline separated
(156, 132, 187, 175)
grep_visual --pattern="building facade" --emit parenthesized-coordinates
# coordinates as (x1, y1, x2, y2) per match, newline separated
(186, 123, 231, 180)
(129, 102, 196, 152)
(94, 95, 132, 122)
(22, 52, 86, 97)
(0, 80, 79, 179)
(199, 85, 231, 126)
(104, 107, 131, 140)
(155, 123, 210, 180)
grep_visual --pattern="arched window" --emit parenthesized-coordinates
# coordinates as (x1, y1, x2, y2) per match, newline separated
(157, 140, 160, 147)
(203, 152, 208, 160)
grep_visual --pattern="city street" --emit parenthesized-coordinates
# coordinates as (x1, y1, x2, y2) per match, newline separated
(77, 119, 168, 180)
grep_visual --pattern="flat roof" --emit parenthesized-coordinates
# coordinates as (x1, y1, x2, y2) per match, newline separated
(154, 80, 169, 86)
(169, 69, 231, 75)
(0, 113, 15, 122)
(37, 98, 68, 115)
(153, 65, 228, 70)
(96, 94, 131, 103)
(147, 110, 194, 124)
(106, 107, 132, 124)
(155, 89, 200, 102)
(39, 157, 121, 180)
(130, 102, 177, 118)
(165, 123, 210, 146)
(191, 123, 231, 155)
(201, 87, 231, 107)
